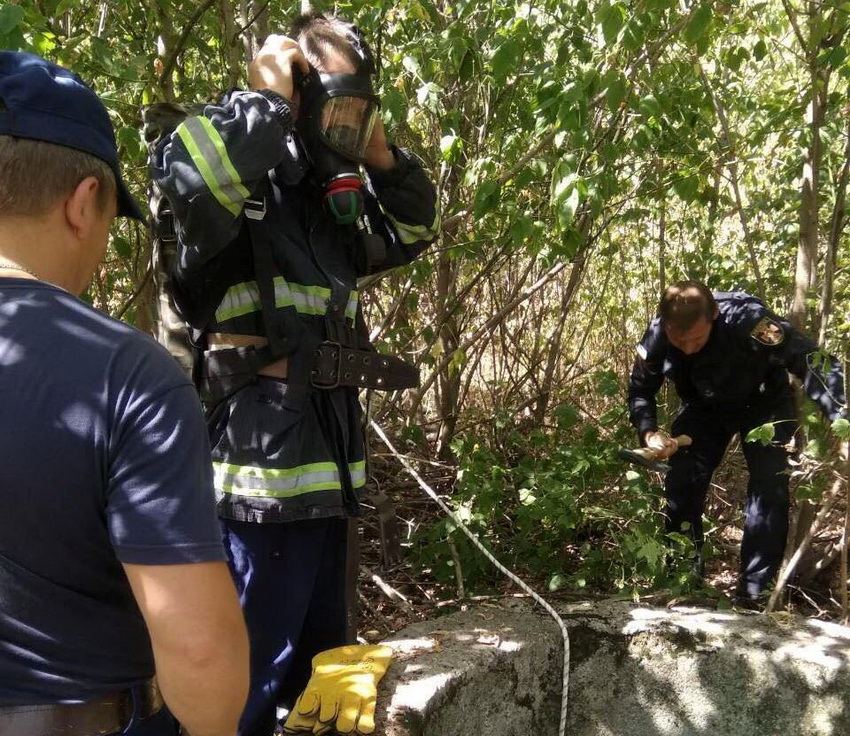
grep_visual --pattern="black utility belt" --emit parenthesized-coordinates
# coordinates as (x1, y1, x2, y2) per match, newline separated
(311, 342, 419, 391)
(0, 680, 163, 736)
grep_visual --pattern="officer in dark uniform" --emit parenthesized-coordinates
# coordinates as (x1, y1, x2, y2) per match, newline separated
(628, 280, 846, 602)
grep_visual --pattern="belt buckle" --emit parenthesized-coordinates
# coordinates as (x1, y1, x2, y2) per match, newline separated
(311, 341, 342, 389)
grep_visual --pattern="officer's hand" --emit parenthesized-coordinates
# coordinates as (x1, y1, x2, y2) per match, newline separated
(248, 35, 309, 101)
(643, 430, 679, 459)
(364, 117, 395, 171)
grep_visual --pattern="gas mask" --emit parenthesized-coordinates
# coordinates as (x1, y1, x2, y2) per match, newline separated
(296, 67, 380, 225)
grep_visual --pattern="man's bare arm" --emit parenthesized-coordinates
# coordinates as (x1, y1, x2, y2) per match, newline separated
(123, 561, 249, 736)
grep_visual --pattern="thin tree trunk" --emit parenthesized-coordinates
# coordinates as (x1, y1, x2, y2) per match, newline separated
(435, 252, 460, 461)
(220, 0, 243, 89)
(818, 107, 850, 343)
(789, 36, 826, 330)
(699, 63, 765, 298)
(532, 282, 571, 425)
(658, 201, 666, 295)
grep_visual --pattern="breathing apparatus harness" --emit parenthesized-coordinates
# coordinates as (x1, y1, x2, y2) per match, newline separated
(147, 46, 416, 412)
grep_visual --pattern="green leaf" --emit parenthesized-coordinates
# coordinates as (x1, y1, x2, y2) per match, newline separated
(416, 82, 441, 113)
(831, 417, 850, 441)
(684, 4, 712, 45)
(519, 488, 537, 506)
(402, 55, 420, 76)
(380, 87, 406, 127)
(509, 215, 534, 245)
(594, 369, 620, 396)
(0, 4, 24, 35)
(672, 173, 699, 202)
(637, 540, 661, 566)
(604, 72, 627, 112)
(817, 45, 846, 69)
(553, 403, 579, 429)
(638, 94, 661, 119)
(598, 3, 626, 45)
(621, 22, 645, 52)
(548, 573, 568, 592)
(473, 180, 500, 218)
(491, 39, 518, 84)
(112, 235, 132, 260)
(745, 422, 776, 445)
(440, 133, 462, 162)
(556, 186, 580, 227)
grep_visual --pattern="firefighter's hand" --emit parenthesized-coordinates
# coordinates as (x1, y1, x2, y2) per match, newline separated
(282, 645, 393, 735)
(248, 35, 309, 101)
(365, 118, 395, 171)
(643, 430, 679, 459)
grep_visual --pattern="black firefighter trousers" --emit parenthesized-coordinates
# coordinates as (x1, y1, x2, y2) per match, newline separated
(666, 395, 797, 597)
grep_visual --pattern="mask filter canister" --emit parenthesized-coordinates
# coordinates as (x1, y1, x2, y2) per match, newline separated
(323, 173, 363, 225)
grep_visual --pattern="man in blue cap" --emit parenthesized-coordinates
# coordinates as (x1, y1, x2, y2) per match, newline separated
(0, 52, 249, 736)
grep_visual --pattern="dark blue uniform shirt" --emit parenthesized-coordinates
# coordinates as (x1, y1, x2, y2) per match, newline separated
(0, 280, 225, 704)
(628, 291, 846, 439)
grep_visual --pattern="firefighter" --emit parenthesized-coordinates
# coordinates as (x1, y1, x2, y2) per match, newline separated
(628, 280, 846, 605)
(152, 13, 439, 736)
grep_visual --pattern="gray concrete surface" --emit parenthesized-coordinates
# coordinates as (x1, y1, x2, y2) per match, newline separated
(375, 598, 850, 736)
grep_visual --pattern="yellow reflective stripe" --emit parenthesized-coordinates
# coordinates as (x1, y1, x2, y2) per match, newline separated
(345, 291, 359, 322)
(214, 281, 260, 322)
(214, 460, 367, 498)
(214, 279, 334, 323)
(289, 283, 329, 315)
(385, 208, 441, 245)
(176, 117, 250, 217)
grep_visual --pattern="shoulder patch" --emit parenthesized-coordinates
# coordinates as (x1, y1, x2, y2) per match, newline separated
(750, 316, 784, 346)
(637, 344, 648, 360)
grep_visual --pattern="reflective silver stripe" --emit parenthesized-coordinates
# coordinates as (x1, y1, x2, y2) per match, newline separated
(214, 460, 367, 498)
(176, 117, 250, 216)
(385, 208, 442, 245)
(345, 291, 359, 322)
(637, 344, 648, 360)
(215, 281, 261, 323)
(214, 279, 343, 323)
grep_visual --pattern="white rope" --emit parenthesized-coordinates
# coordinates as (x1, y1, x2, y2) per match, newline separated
(370, 419, 570, 736)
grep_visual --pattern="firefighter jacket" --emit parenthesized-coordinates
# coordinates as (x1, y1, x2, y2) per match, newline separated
(628, 291, 846, 441)
(151, 90, 440, 521)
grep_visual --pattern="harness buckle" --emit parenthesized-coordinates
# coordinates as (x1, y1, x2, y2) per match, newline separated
(311, 341, 342, 389)
(244, 197, 266, 221)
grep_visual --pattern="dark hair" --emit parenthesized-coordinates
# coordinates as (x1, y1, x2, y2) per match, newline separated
(0, 136, 115, 217)
(289, 13, 374, 75)
(659, 280, 717, 332)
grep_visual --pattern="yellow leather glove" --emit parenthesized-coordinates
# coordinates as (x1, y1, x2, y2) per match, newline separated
(283, 644, 393, 735)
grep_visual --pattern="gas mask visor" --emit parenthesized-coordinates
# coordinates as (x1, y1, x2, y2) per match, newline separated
(314, 72, 380, 162)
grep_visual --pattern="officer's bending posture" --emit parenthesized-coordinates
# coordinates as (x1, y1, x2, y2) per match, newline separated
(152, 13, 440, 736)
(628, 280, 846, 602)
(0, 53, 248, 736)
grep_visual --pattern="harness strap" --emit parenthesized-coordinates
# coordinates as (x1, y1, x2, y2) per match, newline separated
(245, 192, 294, 358)
(310, 342, 419, 391)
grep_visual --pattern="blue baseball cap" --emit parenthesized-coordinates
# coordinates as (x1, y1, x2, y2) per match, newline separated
(0, 51, 144, 221)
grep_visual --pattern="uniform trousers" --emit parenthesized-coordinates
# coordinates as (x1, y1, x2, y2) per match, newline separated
(666, 395, 797, 596)
(222, 517, 349, 736)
